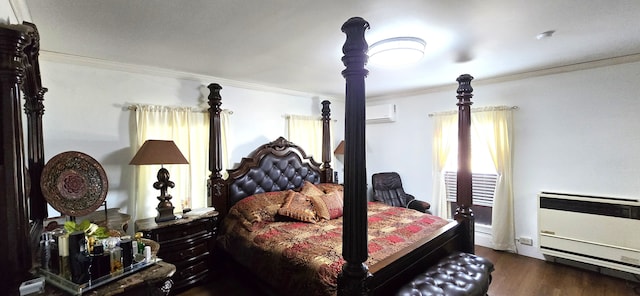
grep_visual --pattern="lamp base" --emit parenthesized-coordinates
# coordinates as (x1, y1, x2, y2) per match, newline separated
(155, 206, 176, 223)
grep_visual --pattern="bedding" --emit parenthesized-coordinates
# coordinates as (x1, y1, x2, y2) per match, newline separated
(217, 186, 449, 296)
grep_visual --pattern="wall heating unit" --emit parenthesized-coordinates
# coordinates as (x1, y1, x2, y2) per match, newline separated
(538, 192, 640, 276)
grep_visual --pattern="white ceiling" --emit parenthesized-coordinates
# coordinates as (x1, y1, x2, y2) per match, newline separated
(22, 0, 640, 98)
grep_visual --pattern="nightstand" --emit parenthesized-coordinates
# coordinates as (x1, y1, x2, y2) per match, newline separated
(135, 208, 218, 292)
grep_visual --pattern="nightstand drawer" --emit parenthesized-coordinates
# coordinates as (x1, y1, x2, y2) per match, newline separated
(145, 219, 213, 243)
(174, 259, 209, 281)
(160, 241, 210, 263)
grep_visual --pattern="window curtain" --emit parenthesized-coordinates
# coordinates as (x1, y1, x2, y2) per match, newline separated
(130, 105, 230, 222)
(431, 107, 515, 251)
(286, 115, 331, 162)
(471, 107, 515, 251)
(431, 112, 458, 219)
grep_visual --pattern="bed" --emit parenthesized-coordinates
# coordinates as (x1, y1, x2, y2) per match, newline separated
(205, 17, 476, 296)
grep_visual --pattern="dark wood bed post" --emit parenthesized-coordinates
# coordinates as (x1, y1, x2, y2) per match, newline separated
(320, 100, 334, 183)
(338, 17, 371, 296)
(453, 74, 475, 254)
(22, 22, 48, 222)
(0, 23, 37, 294)
(207, 83, 227, 214)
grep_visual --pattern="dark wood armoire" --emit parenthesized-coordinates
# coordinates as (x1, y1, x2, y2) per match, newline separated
(0, 22, 48, 294)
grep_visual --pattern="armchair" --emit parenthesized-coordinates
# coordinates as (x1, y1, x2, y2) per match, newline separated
(371, 172, 431, 213)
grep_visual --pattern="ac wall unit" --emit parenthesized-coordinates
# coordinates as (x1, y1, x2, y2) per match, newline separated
(538, 192, 640, 275)
(366, 104, 396, 123)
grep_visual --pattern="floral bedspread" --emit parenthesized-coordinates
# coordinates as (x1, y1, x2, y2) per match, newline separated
(217, 196, 449, 296)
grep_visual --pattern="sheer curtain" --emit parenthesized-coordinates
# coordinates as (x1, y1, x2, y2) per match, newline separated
(432, 107, 515, 251)
(472, 107, 515, 251)
(130, 105, 230, 222)
(286, 115, 331, 162)
(431, 112, 458, 218)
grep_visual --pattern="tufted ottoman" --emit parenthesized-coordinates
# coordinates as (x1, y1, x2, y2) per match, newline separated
(396, 252, 494, 296)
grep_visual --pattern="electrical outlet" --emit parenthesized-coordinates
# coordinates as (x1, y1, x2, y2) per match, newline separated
(519, 236, 533, 246)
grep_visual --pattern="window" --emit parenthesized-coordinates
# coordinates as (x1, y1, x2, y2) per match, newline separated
(444, 171, 497, 226)
(441, 121, 497, 227)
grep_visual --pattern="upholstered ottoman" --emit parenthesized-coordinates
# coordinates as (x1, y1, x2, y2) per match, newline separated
(396, 252, 494, 296)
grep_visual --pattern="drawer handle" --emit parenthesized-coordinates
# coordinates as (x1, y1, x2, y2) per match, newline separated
(179, 266, 195, 278)
(180, 249, 195, 258)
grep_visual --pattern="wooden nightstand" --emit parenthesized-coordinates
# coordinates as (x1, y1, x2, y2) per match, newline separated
(135, 208, 218, 292)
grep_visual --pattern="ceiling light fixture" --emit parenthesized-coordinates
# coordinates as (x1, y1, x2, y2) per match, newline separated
(368, 37, 426, 67)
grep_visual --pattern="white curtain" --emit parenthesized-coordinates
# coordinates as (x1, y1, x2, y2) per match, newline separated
(431, 112, 458, 219)
(431, 107, 515, 251)
(286, 115, 331, 162)
(471, 107, 515, 251)
(130, 105, 230, 221)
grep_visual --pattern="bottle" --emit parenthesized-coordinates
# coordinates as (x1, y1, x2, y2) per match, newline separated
(120, 239, 133, 268)
(110, 246, 123, 274)
(50, 229, 64, 274)
(39, 231, 54, 271)
(58, 234, 70, 280)
(144, 245, 152, 263)
(68, 230, 90, 284)
(135, 232, 145, 254)
(90, 244, 110, 282)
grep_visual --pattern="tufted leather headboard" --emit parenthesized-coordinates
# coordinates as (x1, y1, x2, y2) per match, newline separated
(225, 137, 325, 208)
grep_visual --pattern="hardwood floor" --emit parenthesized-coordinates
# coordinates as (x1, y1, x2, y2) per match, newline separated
(178, 246, 640, 296)
(475, 246, 638, 296)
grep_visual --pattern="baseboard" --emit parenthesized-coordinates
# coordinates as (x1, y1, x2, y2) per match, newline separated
(475, 230, 493, 249)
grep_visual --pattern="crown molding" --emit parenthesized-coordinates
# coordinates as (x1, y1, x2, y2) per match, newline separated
(369, 53, 640, 101)
(39, 50, 333, 100)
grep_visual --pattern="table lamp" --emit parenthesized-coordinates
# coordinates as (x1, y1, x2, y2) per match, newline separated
(130, 140, 189, 222)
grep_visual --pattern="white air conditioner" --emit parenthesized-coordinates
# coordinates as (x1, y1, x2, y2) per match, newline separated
(538, 192, 640, 275)
(366, 104, 396, 123)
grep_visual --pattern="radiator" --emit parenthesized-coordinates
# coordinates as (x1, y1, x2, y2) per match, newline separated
(538, 192, 640, 274)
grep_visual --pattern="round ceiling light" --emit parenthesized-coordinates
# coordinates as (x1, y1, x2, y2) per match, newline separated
(368, 37, 426, 67)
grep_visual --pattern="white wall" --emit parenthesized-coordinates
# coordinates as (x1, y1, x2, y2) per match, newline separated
(1, 0, 16, 24)
(365, 60, 640, 259)
(38, 58, 344, 218)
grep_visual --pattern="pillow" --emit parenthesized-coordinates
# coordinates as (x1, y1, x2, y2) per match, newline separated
(319, 190, 344, 219)
(300, 181, 325, 197)
(316, 183, 344, 193)
(229, 190, 291, 231)
(298, 181, 344, 220)
(277, 190, 319, 223)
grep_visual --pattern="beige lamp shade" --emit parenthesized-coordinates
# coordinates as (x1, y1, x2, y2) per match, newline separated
(334, 140, 345, 155)
(130, 139, 188, 223)
(130, 140, 189, 165)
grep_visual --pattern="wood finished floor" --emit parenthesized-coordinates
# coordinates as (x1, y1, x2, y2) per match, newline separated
(177, 246, 640, 296)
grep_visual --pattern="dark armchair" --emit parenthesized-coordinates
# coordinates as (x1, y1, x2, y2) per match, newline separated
(371, 172, 431, 213)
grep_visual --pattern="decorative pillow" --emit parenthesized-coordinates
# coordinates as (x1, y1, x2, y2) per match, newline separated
(229, 190, 290, 231)
(319, 190, 344, 219)
(299, 181, 325, 197)
(277, 190, 319, 223)
(316, 183, 344, 193)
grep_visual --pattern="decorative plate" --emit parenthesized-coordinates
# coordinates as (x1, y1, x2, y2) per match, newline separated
(41, 151, 109, 217)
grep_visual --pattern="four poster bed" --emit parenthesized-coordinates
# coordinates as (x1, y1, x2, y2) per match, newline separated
(0, 17, 481, 296)
(206, 17, 477, 296)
